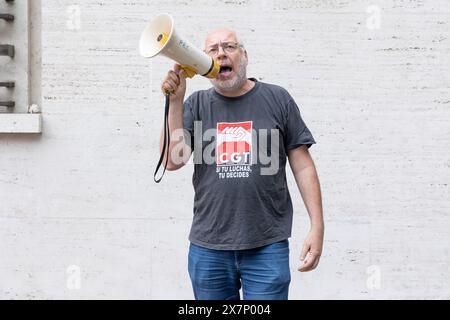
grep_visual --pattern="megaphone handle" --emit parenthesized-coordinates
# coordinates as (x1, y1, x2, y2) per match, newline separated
(154, 93, 171, 183)
(180, 65, 197, 78)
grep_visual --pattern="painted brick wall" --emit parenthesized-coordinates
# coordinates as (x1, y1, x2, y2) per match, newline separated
(0, 0, 449, 299)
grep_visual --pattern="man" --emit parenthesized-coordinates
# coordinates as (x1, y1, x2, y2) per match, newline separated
(159, 28, 324, 300)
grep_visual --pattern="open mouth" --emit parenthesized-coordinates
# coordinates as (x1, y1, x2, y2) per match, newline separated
(219, 66, 233, 78)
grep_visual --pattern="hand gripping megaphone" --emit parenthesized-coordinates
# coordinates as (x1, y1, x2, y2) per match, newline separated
(139, 14, 219, 183)
(139, 13, 220, 80)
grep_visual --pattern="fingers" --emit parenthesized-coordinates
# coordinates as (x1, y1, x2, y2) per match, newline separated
(174, 63, 182, 74)
(161, 64, 187, 96)
(161, 79, 176, 94)
(167, 77, 179, 88)
(174, 63, 188, 80)
(298, 254, 314, 272)
(299, 229, 324, 272)
(298, 252, 320, 272)
(178, 69, 186, 82)
(168, 70, 180, 85)
(300, 243, 309, 262)
(174, 64, 187, 82)
(312, 256, 321, 270)
(161, 70, 180, 94)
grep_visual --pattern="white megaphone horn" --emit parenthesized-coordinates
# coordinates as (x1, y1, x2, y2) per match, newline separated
(139, 13, 220, 80)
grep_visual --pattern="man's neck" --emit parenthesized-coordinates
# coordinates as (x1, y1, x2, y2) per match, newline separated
(214, 79, 255, 97)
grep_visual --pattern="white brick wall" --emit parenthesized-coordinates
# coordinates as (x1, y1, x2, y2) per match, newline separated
(0, 0, 449, 299)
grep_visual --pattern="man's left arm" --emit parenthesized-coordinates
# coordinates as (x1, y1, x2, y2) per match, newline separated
(287, 145, 324, 272)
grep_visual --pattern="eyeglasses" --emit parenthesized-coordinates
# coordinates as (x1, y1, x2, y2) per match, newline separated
(205, 42, 241, 57)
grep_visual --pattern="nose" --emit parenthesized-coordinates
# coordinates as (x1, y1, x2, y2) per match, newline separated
(216, 45, 227, 58)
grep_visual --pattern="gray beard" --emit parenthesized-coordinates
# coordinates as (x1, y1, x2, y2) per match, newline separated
(210, 58, 248, 92)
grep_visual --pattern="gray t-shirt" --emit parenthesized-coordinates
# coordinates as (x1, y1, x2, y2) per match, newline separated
(183, 78, 316, 250)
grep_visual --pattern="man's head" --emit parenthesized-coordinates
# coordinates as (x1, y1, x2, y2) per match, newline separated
(204, 28, 248, 92)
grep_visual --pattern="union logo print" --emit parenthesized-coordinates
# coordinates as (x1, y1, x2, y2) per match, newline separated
(216, 121, 252, 166)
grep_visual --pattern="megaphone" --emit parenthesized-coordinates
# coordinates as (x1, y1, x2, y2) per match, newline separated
(139, 13, 219, 79)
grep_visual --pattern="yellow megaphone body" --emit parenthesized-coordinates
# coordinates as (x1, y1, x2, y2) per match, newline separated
(139, 13, 219, 79)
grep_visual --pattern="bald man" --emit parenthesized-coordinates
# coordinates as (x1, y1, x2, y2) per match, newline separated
(160, 28, 324, 300)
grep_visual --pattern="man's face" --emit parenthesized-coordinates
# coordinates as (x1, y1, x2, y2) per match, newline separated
(204, 30, 248, 92)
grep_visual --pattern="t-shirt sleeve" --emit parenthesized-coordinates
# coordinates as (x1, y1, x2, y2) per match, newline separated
(183, 97, 195, 151)
(284, 98, 316, 151)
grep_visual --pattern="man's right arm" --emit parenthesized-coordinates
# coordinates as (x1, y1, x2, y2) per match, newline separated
(159, 64, 192, 171)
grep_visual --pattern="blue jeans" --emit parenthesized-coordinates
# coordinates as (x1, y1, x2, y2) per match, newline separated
(188, 240, 291, 300)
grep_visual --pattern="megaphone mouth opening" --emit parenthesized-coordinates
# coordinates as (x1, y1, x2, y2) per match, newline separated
(139, 13, 174, 58)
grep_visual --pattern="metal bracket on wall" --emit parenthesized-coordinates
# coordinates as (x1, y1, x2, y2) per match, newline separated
(0, 101, 15, 108)
(0, 81, 15, 88)
(0, 81, 15, 109)
(0, 13, 14, 21)
(0, 44, 14, 58)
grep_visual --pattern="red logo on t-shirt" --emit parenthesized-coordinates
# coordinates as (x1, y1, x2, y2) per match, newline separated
(216, 121, 252, 165)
